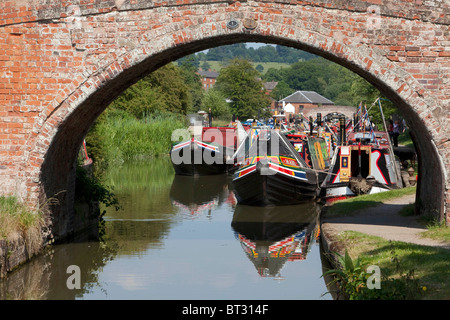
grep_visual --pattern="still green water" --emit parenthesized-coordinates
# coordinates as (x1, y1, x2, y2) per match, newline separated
(0, 157, 331, 300)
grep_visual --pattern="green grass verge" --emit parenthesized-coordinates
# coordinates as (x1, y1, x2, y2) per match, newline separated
(397, 129, 415, 149)
(397, 202, 450, 242)
(421, 220, 450, 243)
(325, 186, 417, 217)
(329, 231, 450, 299)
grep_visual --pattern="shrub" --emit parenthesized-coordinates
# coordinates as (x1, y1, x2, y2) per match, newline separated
(323, 248, 424, 300)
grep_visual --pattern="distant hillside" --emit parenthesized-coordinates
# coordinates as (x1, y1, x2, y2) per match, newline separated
(200, 61, 290, 74)
(201, 43, 317, 63)
(177, 43, 317, 68)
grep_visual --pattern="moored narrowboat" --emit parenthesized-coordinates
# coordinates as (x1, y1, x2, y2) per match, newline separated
(170, 124, 241, 176)
(232, 129, 319, 206)
(170, 137, 234, 176)
(320, 128, 402, 201)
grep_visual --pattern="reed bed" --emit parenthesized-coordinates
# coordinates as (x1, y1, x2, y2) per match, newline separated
(88, 111, 187, 167)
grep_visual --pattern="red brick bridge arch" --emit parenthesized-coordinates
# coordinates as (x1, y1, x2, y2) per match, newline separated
(0, 0, 448, 239)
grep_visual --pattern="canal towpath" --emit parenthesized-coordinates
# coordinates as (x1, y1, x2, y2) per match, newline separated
(320, 193, 450, 251)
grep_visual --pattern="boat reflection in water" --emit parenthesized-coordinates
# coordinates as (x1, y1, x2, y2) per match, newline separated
(231, 202, 321, 278)
(170, 174, 236, 218)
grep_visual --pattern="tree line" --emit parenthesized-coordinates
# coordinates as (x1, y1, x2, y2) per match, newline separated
(178, 44, 397, 124)
(195, 43, 316, 63)
(88, 43, 398, 153)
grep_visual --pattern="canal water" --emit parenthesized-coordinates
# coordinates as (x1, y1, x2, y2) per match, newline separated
(0, 157, 332, 300)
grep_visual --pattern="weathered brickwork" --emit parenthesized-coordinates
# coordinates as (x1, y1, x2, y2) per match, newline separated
(0, 0, 449, 238)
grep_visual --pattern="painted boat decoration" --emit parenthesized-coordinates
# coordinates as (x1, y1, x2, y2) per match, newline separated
(232, 129, 319, 206)
(320, 117, 402, 201)
(318, 98, 408, 202)
(286, 133, 332, 184)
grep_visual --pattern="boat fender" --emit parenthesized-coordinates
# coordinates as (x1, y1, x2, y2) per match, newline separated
(256, 158, 272, 176)
(349, 176, 373, 195)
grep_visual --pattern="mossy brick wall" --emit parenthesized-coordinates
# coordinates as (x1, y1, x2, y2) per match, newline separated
(0, 0, 448, 239)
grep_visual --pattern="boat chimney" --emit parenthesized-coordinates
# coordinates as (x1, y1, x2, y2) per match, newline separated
(339, 116, 346, 145)
(353, 113, 358, 132)
(208, 108, 212, 127)
(309, 116, 314, 135)
(316, 113, 322, 135)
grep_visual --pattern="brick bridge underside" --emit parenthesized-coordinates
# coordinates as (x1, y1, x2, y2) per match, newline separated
(0, 0, 448, 240)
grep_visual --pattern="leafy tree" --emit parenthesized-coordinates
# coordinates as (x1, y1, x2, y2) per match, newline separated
(178, 57, 204, 112)
(201, 61, 211, 70)
(200, 88, 231, 119)
(350, 77, 397, 128)
(230, 43, 250, 59)
(177, 54, 200, 69)
(206, 45, 235, 61)
(333, 90, 354, 106)
(261, 55, 398, 123)
(186, 45, 401, 128)
(256, 45, 278, 62)
(275, 45, 316, 63)
(109, 63, 191, 117)
(215, 58, 271, 120)
(283, 58, 339, 94)
(263, 67, 289, 82)
(196, 51, 207, 61)
(269, 80, 294, 101)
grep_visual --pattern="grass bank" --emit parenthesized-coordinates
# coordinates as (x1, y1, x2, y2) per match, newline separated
(398, 129, 415, 149)
(322, 186, 449, 299)
(327, 231, 450, 299)
(0, 196, 43, 241)
(325, 186, 417, 218)
(0, 196, 46, 278)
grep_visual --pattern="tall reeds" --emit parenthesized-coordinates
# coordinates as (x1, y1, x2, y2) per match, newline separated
(87, 110, 187, 167)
